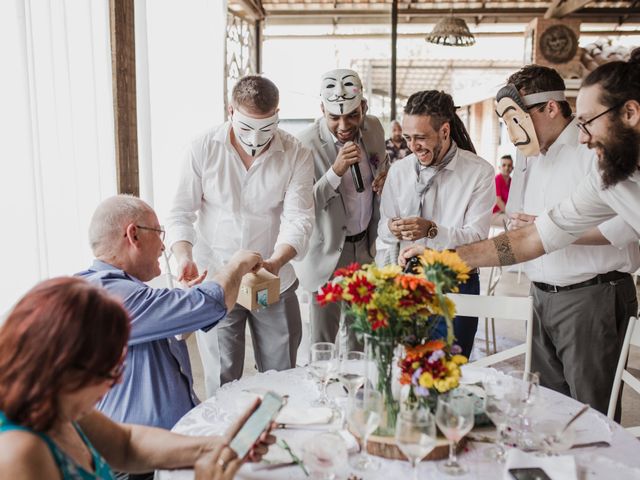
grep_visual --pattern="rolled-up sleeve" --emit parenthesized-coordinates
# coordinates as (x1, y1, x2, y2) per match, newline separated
(275, 147, 315, 260)
(165, 145, 203, 250)
(535, 171, 618, 253)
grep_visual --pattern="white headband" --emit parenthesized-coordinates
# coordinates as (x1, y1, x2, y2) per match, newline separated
(522, 90, 567, 107)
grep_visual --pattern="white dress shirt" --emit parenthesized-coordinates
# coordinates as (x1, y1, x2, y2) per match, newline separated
(324, 137, 374, 235)
(166, 123, 315, 292)
(376, 144, 495, 259)
(508, 120, 640, 286)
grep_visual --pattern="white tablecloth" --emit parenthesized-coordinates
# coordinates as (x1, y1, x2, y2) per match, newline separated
(158, 368, 640, 480)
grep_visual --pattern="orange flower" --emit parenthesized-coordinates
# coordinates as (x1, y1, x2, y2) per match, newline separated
(404, 340, 446, 361)
(395, 275, 436, 293)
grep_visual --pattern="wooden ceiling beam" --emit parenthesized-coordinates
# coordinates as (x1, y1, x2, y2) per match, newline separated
(547, 0, 595, 18)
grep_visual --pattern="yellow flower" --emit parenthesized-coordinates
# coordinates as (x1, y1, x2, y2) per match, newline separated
(419, 249, 470, 282)
(451, 354, 468, 365)
(419, 372, 434, 388)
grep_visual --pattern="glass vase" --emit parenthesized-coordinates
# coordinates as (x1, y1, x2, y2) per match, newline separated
(364, 334, 400, 437)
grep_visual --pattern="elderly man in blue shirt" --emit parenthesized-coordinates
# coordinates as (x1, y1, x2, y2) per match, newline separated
(77, 195, 261, 433)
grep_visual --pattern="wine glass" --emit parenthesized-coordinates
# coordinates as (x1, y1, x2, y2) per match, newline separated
(347, 389, 383, 471)
(435, 392, 475, 475)
(338, 351, 366, 399)
(395, 409, 437, 480)
(483, 375, 513, 461)
(309, 342, 337, 407)
(505, 370, 539, 449)
(302, 432, 348, 479)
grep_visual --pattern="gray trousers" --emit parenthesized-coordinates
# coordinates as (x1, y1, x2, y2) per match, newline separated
(197, 280, 302, 397)
(530, 274, 637, 416)
(309, 235, 373, 349)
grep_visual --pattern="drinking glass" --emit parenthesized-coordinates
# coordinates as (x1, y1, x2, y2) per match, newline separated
(395, 409, 437, 480)
(435, 392, 475, 475)
(302, 432, 348, 479)
(347, 389, 383, 470)
(483, 375, 514, 461)
(505, 370, 539, 449)
(309, 342, 337, 407)
(338, 351, 366, 399)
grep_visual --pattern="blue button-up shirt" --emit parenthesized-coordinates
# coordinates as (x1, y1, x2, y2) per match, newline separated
(77, 260, 227, 429)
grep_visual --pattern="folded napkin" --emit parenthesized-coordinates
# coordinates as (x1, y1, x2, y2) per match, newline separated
(460, 365, 500, 385)
(569, 411, 612, 446)
(504, 449, 577, 480)
(276, 406, 333, 426)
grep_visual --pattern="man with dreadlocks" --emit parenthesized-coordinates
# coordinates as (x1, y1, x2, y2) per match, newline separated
(376, 90, 495, 358)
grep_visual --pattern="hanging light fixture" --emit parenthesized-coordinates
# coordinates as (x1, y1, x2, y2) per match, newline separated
(425, 16, 476, 47)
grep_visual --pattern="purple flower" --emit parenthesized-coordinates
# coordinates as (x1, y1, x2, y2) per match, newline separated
(451, 344, 462, 354)
(428, 350, 445, 363)
(415, 386, 430, 397)
(411, 368, 423, 385)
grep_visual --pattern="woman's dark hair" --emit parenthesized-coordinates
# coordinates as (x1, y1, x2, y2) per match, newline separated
(403, 90, 476, 153)
(582, 49, 640, 109)
(0, 277, 130, 431)
(507, 65, 572, 118)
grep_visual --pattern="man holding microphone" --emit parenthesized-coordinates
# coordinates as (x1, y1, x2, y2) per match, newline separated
(295, 69, 389, 346)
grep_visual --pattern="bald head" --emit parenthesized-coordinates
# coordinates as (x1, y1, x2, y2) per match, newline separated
(89, 195, 153, 257)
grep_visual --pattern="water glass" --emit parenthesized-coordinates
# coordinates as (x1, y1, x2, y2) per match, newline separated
(483, 375, 514, 461)
(338, 351, 366, 399)
(395, 409, 437, 480)
(435, 392, 475, 475)
(505, 370, 539, 448)
(347, 389, 383, 471)
(309, 342, 337, 407)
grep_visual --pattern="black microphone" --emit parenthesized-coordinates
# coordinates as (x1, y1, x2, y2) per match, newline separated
(350, 162, 365, 193)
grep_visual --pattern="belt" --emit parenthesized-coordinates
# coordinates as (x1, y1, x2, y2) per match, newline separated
(345, 230, 367, 243)
(533, 270, 630, 293)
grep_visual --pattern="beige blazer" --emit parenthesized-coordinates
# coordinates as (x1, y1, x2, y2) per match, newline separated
(293, 115, 388, 292)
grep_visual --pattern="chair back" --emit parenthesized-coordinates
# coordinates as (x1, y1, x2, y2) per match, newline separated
(607, 317, 640, 427)
(446, 293, 534, 373)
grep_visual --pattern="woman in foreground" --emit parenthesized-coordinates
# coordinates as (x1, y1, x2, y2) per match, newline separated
(0, 277, 273, 479)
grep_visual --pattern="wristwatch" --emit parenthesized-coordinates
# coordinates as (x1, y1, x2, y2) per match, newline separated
(426, 223, 438, 239)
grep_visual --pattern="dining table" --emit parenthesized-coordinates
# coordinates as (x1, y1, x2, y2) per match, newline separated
(157, 366, 640, 480)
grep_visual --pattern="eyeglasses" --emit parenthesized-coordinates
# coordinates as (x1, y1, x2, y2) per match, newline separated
(576, 102, 624, 137)
(136, 225, 165, 242)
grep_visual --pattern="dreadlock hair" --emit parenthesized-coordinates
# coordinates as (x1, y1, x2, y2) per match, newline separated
(403, 90, 476, 153)
(582, 48, 640, 109)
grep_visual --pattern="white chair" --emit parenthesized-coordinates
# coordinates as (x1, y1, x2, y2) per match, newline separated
(483, 265, 503, 355)
(447, 293, 534, 373)
(607, 316, 640, 436)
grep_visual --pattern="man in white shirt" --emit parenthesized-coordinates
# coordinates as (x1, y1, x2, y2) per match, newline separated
(167, 76, 314, 395)
(377, 90, 495, 358)
(294, 69, 388, 347)
(499, 65, 639, 414)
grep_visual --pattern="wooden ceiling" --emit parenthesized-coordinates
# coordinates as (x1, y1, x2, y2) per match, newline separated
(248, 1, 640, 25)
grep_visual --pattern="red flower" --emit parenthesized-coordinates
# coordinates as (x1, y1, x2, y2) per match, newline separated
(347, 275, 375, 305)
(333, 262, 361, 278)
(368, 308, 389, 331)
(316, 283, 343, 306)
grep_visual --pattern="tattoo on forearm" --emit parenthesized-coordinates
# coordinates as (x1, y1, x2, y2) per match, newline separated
(492, 234, 517, 266)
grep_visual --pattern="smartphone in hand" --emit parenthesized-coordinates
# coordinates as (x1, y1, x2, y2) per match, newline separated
(229, 391, 285, 459)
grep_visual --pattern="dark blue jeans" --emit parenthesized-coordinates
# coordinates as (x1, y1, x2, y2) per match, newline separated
(431, 273, 480, 358)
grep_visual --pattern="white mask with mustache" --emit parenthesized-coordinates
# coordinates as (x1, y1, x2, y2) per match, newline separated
(231, 109, 279, 157)
(320, 69, 363, 115)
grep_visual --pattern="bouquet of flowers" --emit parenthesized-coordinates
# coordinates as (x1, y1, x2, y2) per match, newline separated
(317, 249, 471, 423)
